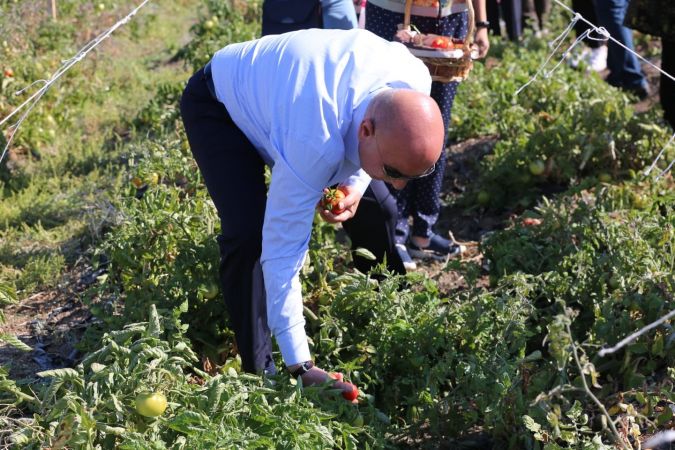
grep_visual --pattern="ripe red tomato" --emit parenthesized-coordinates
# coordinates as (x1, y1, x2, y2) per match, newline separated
(321, 187, 347, 214)
(341, 383, 359, 402)
(3, 68, 14, 78)
(430, 37, 449, 49)
(521, 217, 542, 227)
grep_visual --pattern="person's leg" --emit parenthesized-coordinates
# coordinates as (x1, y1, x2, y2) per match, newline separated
(341, 181, 406, 275)
(662, 39, 675, 129)
(572, 0, 600, 48)
(180, 68, 273, 374)
(405, 12, 466, 248)
(594, 0, 647, 91)
(486, 0, 503, 37)
(320, 0, 358, 30)
(522, 0, 538, 33)
(363, 3, 414, 249)
(535, 0, 551, 32)
(501, 0, 523, 42)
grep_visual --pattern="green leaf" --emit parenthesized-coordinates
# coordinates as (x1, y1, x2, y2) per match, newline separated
(522, 415, 542, 433)
(0, 333, 31, 352)
(354, 247, 376, 261)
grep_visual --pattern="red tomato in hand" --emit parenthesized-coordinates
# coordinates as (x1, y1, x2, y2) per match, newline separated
(341, 383, 359, 402)
(321, 187, 347, 214)
(430, 37, 449, 49)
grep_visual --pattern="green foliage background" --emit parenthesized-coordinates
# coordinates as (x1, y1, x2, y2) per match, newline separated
(0, 1, 673, 449)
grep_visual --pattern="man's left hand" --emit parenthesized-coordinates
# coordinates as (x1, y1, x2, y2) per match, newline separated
(317, 185, 361, 223)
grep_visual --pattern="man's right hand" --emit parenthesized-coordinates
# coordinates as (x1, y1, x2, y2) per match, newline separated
(317, 185, 362, 224)
(290, 364, 358, 401)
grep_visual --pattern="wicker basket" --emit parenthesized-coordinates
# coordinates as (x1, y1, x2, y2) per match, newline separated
(397, 0, 475, 83)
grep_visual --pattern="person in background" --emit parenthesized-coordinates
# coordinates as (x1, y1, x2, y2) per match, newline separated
(261, 0, 357, 36)
(486, 0, 522, 42)
(322, 0, 359, 29)
(568, 0, 608, 73)
(593, 0, 650, 99)
(360, 0, 489, 270)
(625, 0, 675, 128)
(522, 0, 550, 37)
(180, 28, 444, 385)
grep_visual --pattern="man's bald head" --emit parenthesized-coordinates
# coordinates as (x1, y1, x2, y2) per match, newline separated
(360, 89, 445, 185)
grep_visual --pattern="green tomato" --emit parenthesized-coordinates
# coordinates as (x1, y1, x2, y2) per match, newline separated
(608, 275, 621, 290)
(598, 173, 612, 183)
(202, 281, 220, 300)
(135, 392, 167, 417)
(529, 159, 546, 176)
(477, 191, 490, 206)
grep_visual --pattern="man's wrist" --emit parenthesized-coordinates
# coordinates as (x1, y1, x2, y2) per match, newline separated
(289, 360, 314, 378)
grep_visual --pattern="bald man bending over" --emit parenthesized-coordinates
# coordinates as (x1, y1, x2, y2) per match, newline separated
(180, 28, 444, 391)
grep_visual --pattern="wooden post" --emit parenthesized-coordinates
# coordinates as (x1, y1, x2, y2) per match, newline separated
(50, 0, 57, 21)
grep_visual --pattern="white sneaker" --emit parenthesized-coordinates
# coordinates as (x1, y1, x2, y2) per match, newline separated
(395, 244, 417, 271)
(568, 47, 590, 69)
(588, 45, 608, 72)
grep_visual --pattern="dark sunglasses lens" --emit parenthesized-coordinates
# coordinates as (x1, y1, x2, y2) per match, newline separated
(383, 165, 405, 179)
(384, 163, 435, 180)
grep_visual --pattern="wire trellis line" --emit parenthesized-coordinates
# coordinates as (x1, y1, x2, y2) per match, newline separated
(553, 0, 674, 83)
(515, 0, 675, 179)
(598, 308, 675, 358)
(0, 0, 152, 165)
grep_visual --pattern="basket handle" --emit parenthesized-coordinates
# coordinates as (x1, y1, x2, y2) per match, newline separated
(402, 0, 476, 46)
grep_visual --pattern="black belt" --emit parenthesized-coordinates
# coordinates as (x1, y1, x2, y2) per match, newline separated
(203, 61, 218, 101)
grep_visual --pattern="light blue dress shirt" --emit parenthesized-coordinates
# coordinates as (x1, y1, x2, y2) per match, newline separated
(211, 28, 431, 366)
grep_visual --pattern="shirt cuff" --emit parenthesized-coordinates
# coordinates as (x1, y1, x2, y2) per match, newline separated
(276, 322, 312, 366)
(343, 170, 371, 195)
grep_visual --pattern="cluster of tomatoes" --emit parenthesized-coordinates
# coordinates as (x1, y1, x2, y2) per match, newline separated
(429, 37, 465, 50)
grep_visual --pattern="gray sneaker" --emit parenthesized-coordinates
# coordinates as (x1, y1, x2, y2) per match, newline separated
(395, 243, 417, 270)
(407, 234, 466, 262)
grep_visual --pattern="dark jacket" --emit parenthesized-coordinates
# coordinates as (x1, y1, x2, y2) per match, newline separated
(625, 0, 675, 41)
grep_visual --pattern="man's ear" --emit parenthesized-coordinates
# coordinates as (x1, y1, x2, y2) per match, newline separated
(359, 118, 375, 139)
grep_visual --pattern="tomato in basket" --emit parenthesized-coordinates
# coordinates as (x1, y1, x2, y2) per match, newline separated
(431, 36, 450, 49)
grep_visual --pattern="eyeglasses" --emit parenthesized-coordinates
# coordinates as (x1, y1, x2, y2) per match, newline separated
(383, 161, 436, 180)
(374, 131, 436, 181)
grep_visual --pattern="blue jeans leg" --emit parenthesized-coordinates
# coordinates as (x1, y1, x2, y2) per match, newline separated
(320, 0, 358, 30)
(594, 0, 646, 89)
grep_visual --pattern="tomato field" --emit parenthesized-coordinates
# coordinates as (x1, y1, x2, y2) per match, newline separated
(1, 1, 673, 449)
